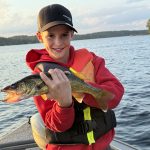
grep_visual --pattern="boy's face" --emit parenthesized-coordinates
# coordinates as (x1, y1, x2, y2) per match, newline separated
(37, 25, 74, 63)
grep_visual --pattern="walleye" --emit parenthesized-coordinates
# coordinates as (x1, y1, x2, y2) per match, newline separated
(0, 72, 113, 110)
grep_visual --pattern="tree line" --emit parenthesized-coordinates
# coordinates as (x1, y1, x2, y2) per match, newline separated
(147, 19, 150, 33)
(0, 30, 148, 46)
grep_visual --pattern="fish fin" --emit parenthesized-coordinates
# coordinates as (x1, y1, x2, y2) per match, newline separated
(34, 82, 48, 100)
(41, 94, 47, 101)
(72, 92, 85, 103)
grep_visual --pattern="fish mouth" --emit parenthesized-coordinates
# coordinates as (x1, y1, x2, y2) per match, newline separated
(0, 89, 22, 103)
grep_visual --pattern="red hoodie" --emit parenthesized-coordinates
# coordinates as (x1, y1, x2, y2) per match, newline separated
(26, 46, 124, 150)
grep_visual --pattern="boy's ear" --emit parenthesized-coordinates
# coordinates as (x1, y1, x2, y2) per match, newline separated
(36, 32, 43, 43)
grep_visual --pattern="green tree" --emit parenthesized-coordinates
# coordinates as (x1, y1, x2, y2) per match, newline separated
(146, 19, 150, 33)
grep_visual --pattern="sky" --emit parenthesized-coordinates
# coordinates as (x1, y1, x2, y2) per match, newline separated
(0, 0, 150, 37)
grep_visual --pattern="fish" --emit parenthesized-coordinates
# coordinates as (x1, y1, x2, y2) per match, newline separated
(0, 72, 113, 110)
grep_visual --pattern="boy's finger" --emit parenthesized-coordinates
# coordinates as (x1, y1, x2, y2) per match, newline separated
(40, 72, 52, 86)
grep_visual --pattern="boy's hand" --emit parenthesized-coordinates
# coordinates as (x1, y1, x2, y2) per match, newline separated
(40, 69, 72, 107)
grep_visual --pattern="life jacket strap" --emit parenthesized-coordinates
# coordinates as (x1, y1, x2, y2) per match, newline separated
(83, 107, 95, 144)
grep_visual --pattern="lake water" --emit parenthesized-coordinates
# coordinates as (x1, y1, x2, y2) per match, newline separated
(0, 35, 150, 150)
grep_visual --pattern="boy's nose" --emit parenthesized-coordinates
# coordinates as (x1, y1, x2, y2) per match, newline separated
(54, 37, 63, 46)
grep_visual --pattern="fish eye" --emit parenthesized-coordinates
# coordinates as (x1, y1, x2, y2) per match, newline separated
(10, 84, 17, 89)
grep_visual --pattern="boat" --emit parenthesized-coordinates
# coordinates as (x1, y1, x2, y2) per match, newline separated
(0, 119, 139, 150)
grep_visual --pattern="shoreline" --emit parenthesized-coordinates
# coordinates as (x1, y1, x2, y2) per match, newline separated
(0, 30, 148, 46)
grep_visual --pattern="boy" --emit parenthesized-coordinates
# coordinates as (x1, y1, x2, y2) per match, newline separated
(26, 4, 124, 150)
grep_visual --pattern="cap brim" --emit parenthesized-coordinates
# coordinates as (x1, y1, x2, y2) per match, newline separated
(39, 21, 77, 32)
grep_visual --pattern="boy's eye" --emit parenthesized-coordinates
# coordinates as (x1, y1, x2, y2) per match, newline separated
(47, 34, 54, 38)
(62, 33, 68, 37)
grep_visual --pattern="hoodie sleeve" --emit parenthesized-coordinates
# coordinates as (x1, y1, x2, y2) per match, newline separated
(83, 53, 124, 109)
(33, 96, 75, 132)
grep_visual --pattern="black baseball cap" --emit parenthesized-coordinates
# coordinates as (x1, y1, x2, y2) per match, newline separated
(38, 4, 77, 32)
